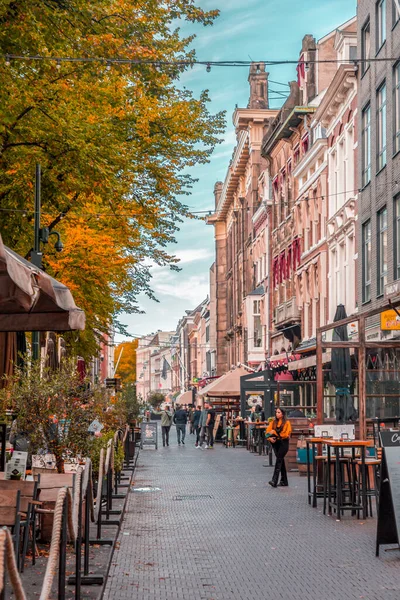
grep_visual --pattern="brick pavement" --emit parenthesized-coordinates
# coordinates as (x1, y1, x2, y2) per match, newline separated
(104, 426, 400, 600)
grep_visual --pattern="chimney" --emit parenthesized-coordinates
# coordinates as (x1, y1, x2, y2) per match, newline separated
(214, 181, 223, 209)
(299, 35, 317, 104)
(248, 62, 269, 109)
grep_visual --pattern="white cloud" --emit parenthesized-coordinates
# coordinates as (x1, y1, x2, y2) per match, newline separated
(174, 248, 214, 264)
(154, 274, 209, 303)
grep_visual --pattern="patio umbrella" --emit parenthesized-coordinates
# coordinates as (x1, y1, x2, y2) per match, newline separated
(331, 304, 355, 423)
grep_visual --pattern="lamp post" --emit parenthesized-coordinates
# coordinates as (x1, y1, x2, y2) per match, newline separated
(30, 164, 64, 360)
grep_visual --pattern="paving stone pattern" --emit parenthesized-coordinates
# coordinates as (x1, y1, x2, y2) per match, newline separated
(104, 426, 400, 600)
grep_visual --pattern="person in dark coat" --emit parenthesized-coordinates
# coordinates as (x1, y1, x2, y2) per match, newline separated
(192, 405, 202, 447)
(173, 404, 188, 445)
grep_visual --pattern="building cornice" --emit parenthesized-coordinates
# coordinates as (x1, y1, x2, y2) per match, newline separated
(293, 138, 328, 180)
(314, 65, 357, 129)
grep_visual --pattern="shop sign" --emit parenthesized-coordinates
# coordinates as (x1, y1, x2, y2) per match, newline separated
(385, 280, 400, 298)
(380, 309, 400, 331)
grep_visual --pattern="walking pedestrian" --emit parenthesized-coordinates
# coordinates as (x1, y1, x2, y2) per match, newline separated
(206, 403, 216, 449)
(161, 405, 173, 447)
(188, 405, 194, 434)
(198, 404, 208, 448)
(173, 404, 188, 445)
(192, 405, 202, 446)
(266, 408, 292, 488)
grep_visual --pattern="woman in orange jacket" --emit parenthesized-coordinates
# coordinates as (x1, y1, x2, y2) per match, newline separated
(266, 407, 292, 488)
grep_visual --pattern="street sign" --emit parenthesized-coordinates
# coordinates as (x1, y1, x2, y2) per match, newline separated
(140, 422, 158, 449)
(105, 378, 122, 390)
(380, 309, 400, 330)
(376, 430, 400, 556)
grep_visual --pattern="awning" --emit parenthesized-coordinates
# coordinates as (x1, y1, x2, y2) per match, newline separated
(0, 235, 85, 332)
(176, 390, 193, 405)
(288, 352, 331, 371)
(199, 366, 249, 398)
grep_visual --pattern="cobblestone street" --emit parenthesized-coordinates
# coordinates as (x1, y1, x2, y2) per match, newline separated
(104, 428, 400, 600)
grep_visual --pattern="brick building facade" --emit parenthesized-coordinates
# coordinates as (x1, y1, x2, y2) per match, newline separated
(357, 0, 400, 341)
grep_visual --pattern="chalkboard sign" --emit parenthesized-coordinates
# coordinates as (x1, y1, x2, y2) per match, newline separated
(376, 430, 400, 556)
(140, 422, 158, 449)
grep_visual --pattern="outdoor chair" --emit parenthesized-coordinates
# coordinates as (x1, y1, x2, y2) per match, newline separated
(0, 488, 22, 563)
(0, 479, 40, 572)
(35, 473, 75, 543)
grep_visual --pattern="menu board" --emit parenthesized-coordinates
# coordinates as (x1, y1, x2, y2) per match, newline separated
(376, 430, 400, 556)
(140, 422, 158, 449)
(6, 451, 28, 480)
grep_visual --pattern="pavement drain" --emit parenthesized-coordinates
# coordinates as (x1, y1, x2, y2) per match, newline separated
(173, 494, 213, 501)
(132, 486, 161, 493)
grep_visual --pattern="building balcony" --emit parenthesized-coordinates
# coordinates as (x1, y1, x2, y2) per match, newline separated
(274, 297, 300, 328)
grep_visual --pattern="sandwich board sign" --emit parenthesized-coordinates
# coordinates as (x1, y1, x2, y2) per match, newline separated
(376, 430, 400, 556)
(6, 451, 28, 480)
(140, 422, 158, 449)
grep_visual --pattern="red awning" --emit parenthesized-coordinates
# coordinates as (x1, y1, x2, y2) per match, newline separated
(0, 234, 85, 332)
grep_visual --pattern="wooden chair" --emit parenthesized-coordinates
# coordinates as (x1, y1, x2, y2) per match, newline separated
(36, 473, 75, 543)
(0, 480, 40, 572)
(0, 489, 22, 563)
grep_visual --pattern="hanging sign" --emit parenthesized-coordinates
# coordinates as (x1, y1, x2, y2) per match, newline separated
(381, 309, 400, 331)
(376, 430, 400, 556)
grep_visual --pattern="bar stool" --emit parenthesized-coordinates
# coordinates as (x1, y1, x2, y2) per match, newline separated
(323, 455, 354, 516)
(354, 450, 381, 517)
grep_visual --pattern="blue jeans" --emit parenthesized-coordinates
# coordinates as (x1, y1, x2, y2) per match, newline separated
(176, 423, 186, 443)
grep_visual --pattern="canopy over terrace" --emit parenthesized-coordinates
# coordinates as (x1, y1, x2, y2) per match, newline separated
(176, 390, 193, 406)
(0, 235, 85, 332)
(198, 366, 249, 399)
(316, 298, 400, 440)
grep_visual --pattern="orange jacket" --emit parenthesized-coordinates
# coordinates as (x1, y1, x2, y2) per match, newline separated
(267, 418, 292, 439)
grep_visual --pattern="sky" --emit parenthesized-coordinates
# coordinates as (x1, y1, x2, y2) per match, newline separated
(116, 0, 357, 342)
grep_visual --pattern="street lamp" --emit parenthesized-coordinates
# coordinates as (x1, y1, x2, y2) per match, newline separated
(30, 164, 64, 360)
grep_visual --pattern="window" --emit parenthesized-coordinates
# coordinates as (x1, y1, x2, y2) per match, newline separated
(362, 220, 371, 303)
(361, 19, 370, 74)
(377, 83, 387, 170)
(362, 104, 371, 186)
(253, 300, 262, 348)
(377, 207, 388, 296)
(376, 0, 386, 50)
(393, 0, 400, 25)
(394, 63, 400, 154)
(395, 195, 400, 280)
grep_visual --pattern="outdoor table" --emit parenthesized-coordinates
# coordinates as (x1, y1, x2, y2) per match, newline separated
(305, 437, 327, 508)
(326, 440, 372, 521)
(244, 421, 267, 451)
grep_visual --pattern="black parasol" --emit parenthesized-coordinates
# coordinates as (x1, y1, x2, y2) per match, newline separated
(331, 304, 355, 422)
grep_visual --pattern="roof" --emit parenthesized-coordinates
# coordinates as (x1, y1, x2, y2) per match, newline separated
(262, 106, 316, 156)
(198, 366, 249, 398)
(0, 235, 85, 332)
(249, 285, 265, 296)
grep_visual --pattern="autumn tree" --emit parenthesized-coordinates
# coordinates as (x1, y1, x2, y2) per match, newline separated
(0, 1, 225, 357)
(114, 339, 139, 385)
